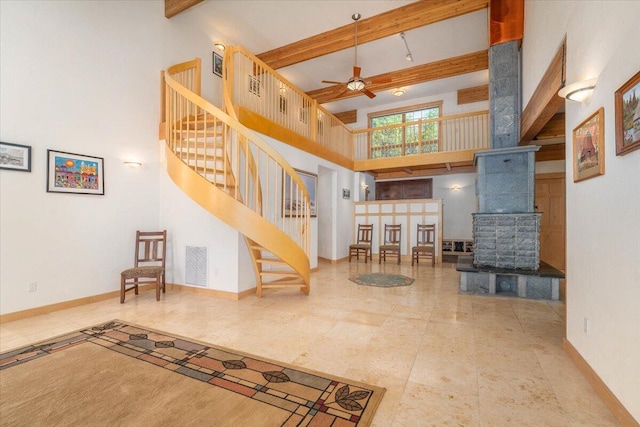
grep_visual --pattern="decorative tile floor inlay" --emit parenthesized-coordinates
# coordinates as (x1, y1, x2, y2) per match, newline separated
(0, 320, 384, 426)
(349, 273, 414, 287)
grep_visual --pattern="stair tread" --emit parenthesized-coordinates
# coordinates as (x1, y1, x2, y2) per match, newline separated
(256, 259, 287, 264)
(259, 271, 300, 277)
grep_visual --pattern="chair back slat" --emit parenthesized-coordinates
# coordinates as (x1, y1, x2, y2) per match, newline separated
(384, 224, 401, 245)
(357, 224, 373, 244)
(416, 224, 435, 246)
(135, 231, 167, 267)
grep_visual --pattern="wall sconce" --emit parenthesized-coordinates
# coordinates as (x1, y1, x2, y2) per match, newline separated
(361, 183, 370, 201)
(213, 42, 226, 52)
(392, 89, 405, 97)
(124, 160, 142, 168)
(558, 78, 597, 103)
(450, 185, 461, 191)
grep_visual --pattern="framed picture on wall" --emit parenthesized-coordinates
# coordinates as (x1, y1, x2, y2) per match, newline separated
(282, 168, 317, 217)
(212, 51, 223, 77)
(615, 70, 640, 156)
(0, 142, 31, 172)
(47, 149, 105, 195)
(572, 107, 605, 182)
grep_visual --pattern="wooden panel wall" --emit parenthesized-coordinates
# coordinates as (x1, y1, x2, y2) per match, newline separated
(354, 200, 443, 264)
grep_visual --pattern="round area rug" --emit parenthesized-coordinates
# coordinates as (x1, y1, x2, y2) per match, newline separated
(349, 273, 414, 287)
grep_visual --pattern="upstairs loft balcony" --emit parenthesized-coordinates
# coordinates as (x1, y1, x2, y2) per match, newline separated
(224, 46, 489, 176)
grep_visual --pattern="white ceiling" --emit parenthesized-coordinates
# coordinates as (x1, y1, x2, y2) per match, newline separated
(185, 0, 489, 114)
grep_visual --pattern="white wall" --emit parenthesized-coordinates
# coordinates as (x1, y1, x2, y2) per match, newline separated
(523, 1, 640, 420)
(0, 1, 166, 314)
(0, 1, 260, 313)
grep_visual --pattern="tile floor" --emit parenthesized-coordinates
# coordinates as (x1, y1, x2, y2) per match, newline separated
(0, 261, 620, 426)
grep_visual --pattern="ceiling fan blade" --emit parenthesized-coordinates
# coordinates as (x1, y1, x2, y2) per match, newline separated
(353, 66, 361, 78)
(322, 80, 346, 85)
(361, 88, 376, 99)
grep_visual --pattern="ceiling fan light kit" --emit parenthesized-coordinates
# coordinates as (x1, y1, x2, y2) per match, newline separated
(319, 12, 377, 99)
(392, 89, 406, 97)
(347, 78, 365, 91)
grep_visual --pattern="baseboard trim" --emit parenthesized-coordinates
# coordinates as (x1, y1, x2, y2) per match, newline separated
(318, 256, 349, 264)
(167, 283, 256, 300)
(0, 286, 146, 324)
(563, 338, 639, 427)
(0, 283, 257, 324)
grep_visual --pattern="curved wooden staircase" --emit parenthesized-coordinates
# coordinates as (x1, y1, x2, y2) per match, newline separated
(161, 58, 310, 296)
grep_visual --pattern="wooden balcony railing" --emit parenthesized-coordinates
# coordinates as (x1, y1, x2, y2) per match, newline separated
(353, 111, 490, 161)
(220, 46, 489, 166)
(224, 46, 353, 162)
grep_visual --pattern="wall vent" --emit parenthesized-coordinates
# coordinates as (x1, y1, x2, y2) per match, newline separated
(185, 246, 207, 287)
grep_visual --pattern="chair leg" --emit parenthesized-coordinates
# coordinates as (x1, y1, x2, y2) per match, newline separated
(120, 275, 126, 303)
(397, 252, 401, 265)
(156, 273, 161, 301)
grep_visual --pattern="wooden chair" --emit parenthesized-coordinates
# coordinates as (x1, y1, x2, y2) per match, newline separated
(349, 224, 373, 263)
(120, 230, 167, 303)
(379, 224, 402, 265)
(412, 224, 436, 266)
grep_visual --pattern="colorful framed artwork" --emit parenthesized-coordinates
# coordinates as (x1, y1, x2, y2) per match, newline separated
(615, 70, 640, 156)
(47, 150, 105, 195)
(212, 51, 223, 77)
(0, 142, 31, 172)
(283, 168, 317, 217)
(573, 107, 605, 183)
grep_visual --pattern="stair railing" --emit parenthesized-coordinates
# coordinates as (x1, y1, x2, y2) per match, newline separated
(224, 45, 353, 162)
(163, 60, 311, 267)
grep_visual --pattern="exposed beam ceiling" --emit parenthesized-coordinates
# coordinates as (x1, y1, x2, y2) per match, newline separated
(306, 50, 488, 104)
(256, 0, 489, 70)
(165, 0, 203, 19)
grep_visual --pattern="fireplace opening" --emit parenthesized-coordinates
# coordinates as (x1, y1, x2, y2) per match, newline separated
(496, 275, 517, 295)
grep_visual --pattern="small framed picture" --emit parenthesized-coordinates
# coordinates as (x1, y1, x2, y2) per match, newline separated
(615, 70, 640, 156)
(0, 142, 31, 172)
(47, 149, 105, 195)
(573, 107, 605, 182)
(282, 168, 317, 217)
(212, 51, 223, 77)
(249, 75, 261, 96)
(342, 189, 351, 199)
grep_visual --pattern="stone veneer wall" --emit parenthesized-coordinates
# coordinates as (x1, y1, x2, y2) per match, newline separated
(473, 213, 541, 270)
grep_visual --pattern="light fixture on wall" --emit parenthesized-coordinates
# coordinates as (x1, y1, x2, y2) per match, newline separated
(450, 185, 461, 191)
(124, 160, 142, 168)
(400, 32, 413, 62)
(213, 42, 226, 52)
(392, 89, 406, 97)
(558, 78, 597, 103)
(361, 183, 370, 201)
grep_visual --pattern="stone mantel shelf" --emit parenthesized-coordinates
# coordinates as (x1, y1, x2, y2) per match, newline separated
(456, 256, 565, 278)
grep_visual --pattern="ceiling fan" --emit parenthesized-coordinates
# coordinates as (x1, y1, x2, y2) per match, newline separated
(321, 13, 380, 99)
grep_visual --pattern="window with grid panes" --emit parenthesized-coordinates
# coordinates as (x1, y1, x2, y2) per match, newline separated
(368, 102, 442, 158)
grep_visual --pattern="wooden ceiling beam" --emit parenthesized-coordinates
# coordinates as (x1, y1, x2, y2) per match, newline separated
(256, 0, 489, 70)
(165, 0, 203, 18)
(306, 50, 488, 104)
